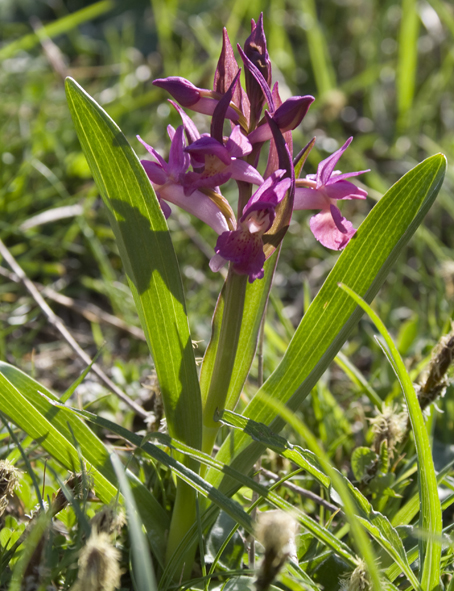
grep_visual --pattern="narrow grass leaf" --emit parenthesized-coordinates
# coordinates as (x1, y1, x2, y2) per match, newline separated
(0, 361, 169, 566)
(65, 78, 202, 451)
(338, 284, 442, 591)
(217, 409, 329, 488)
(111, 453, 158, 591)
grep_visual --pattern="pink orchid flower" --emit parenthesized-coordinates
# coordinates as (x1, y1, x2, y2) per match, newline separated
(294, 138, 369, 250)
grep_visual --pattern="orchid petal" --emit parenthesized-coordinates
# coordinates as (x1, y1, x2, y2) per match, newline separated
(309, 206, 356, 250)
(226, 125, 253, 157)
(293, 187, 329, 210)
(226, 158, 264, 185)
(158, 183, 230, 235)
(322, 180, 368, 201)
(137, 136, 167, 169)
(141, 160, 168, 185)
(213, 229, 265, 282)
(317, 137, 352, 187)
(185, 136, 231, 165)
(168, 126, 190, 176)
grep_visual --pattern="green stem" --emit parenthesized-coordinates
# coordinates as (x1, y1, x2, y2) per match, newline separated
(201, 269, 247, 457)
(165, 479, 197, 580)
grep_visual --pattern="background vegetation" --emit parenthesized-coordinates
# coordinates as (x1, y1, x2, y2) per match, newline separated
(1, 0, 454, 589)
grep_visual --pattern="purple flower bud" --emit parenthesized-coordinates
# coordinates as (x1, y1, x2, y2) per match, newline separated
(242, 14, 272, 125)
(153, 77, 201, 107)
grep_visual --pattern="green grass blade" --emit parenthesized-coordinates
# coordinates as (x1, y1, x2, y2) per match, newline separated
(397, 0, 420, 129)
(339, 284, 442, 591)
(65, 77, 202, 451)
(111, 454, 158, 591)
(207, 154, 445, 492)
(301, 0, 336, 97)
(69, 407, 359, 569)
(0, 1, 113, 60)
(0, 361, 169, 566)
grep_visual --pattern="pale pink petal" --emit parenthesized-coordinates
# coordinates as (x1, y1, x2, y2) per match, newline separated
(309, 206, 356, 250)
(322, 180, 368, 201)
(293, 187, 328, 210)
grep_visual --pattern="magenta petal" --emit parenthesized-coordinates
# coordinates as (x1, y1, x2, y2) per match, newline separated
(183, 171, 232, 193)
(326, 169, 370, 183)
(226, 125, 253, 157)
(309, 207, 356, 250)
(168, 126, 190, 176)
(141, 160, 167, 185)
(169, 100, 201, 144)
(159, 197, 172, 219)
(137, 136, 167, 169)
(246, 169, 285, 209)
(293, 187, 328, 210)
(226, 159, 264, 185)
(322, 180, 368, 201)
(185, 136, 231, 166)
(317, 137, 352, 187)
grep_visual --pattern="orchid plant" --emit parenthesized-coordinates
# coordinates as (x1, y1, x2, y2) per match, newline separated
(0, 12, 447, 591)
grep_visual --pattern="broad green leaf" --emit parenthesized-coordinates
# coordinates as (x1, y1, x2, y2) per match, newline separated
(65, 78, 202, 451)
(207, 154, 445, 495)
(339, 285, 441, 591)
(0, 361, 169, 566)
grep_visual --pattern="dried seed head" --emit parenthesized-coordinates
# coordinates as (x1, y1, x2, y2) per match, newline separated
(72, 530, 121, 591)
(418, 327, 454, 410)
(370, 405, 407, 456)
(339, 560, 371, 591)
(255, 510, 297, 591)
(0, 460, 21, 516)
(90, 505, 126, 537)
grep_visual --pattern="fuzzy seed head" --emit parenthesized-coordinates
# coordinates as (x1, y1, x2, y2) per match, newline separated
(255, 510, 297, 563)
(370, 405, 407, 455)
(90, 505, 126, 537)
(339, 561, 371, 591)
(72, 530, 121, 591)
(0, 460, 20, 516)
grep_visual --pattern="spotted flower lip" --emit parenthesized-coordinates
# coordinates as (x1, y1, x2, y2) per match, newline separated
(294, 137, 369, 250)
(210, 170, 291, 282)
(138, 126, 230, 236)
(153, 77, 239, 122)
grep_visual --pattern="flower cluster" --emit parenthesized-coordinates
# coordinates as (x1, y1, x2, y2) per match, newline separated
(139, 15, 368, 282)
